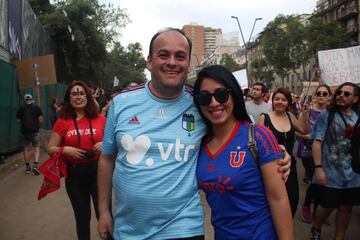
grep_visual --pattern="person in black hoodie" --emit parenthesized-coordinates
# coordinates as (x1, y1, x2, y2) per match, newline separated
(16, 94, 43, 175)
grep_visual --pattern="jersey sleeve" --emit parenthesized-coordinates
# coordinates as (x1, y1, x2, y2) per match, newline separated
(310, 111, 328, 142)
(52, 118, 68, 137)
(254, 124, 284, 165)
(102, 101, 117, 155)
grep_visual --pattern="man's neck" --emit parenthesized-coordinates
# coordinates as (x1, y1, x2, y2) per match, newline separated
(339, 106, 353, 116)
(149, 81, 182, 100)
(252, 98, 263, 105)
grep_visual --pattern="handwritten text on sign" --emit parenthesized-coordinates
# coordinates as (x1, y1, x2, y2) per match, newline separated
(318, 46, 360, 86)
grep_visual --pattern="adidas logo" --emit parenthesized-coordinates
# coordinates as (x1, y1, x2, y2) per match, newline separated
(128, 116, 140, 125)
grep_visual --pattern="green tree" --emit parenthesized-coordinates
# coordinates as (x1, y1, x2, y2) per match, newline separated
(28, 0, 54, 15)
(220, 53, 242, 72)
(30, 0, 134, 88)
(262, 14, 306, 87)
(103, 42, 146, 89)
(250, 58, 274, 85)
(305, 17, 350, 62)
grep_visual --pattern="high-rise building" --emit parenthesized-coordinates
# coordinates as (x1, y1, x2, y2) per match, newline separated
(204, 27, 222, 59)
(182, 23, 221, 71)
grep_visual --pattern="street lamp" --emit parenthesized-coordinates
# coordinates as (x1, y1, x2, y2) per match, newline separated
(248, 18, 263, 43)
(231, 16, 262, 84)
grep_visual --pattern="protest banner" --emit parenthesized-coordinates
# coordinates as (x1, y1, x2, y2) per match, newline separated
(318, 45, 360, 86)
(233, 69, 248, 89)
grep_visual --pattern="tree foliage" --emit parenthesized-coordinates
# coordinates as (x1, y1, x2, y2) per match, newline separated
(261, 14, 351, 86)
(29, 0, 146, 89)
(305, 17, 350, 62)
(250, 58, 274, 84)
(262, 15, 306, 85)
(220, 53, 242, 72)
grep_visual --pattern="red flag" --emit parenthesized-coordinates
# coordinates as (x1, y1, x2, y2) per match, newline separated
(38, 148, 67, 200)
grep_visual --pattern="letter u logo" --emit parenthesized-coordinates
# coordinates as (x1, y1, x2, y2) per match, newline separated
(229, 151, 245, 167)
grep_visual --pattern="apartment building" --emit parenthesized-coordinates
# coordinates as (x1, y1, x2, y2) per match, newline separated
(315, 0, 359, 45)
(182, 23, 221, 71)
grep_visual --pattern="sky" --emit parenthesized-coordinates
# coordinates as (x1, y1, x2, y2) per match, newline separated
(100, 0, 318, 57)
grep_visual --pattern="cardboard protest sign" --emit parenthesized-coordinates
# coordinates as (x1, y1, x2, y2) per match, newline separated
(16, 54, 57, 89)
(318, 46, 360, 86)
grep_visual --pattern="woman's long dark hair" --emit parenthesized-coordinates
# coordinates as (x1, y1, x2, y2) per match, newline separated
(193, 65, 251, 138)
(60, 80, 99, 119)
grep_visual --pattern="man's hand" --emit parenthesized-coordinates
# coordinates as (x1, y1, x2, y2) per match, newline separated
(98, 211, 114, 239)
(277, 145, 291, 181)
(315, 168, 327, 186)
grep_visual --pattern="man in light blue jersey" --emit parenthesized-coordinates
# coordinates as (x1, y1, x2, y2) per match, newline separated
(97, 28, 291, 240)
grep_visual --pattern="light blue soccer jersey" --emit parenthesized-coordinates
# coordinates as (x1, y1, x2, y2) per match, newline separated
(102, 82, 206, 239)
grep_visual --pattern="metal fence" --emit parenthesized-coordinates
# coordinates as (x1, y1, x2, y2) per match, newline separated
(0, 59, 67, 153)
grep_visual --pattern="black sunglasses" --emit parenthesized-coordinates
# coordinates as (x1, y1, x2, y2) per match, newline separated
(336, 90, 352, 97)
(315, 91, 329, 97)
(197, 88, 231, 106)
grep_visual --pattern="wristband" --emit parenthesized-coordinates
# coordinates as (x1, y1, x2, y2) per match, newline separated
(314, 164, 323, 168)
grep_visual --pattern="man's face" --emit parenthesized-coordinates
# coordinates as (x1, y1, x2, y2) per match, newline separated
(335, 85, 358, 109)
(251, 85, 263, 100)
(147, 31, 190, 98)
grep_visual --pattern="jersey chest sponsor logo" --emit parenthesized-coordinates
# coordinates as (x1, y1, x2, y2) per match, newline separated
(199, 175, 234, 193)
(121, 134, 195, 167)
(229, 151, 246, 167)
(66, 128, 97, 137)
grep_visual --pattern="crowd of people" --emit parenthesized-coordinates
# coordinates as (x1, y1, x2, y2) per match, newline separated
(15, 28, 360, 240)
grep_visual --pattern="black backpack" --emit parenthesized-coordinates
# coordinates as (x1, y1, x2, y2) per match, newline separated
(350, 117, 360, 173)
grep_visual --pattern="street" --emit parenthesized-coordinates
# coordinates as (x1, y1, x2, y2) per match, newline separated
(0, 149, 359, 240)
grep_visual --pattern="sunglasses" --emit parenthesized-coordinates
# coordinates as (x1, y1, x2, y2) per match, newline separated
(336, 90, 352, 97)
(197, 88, 231, 106)
(315, 91, 329, 97)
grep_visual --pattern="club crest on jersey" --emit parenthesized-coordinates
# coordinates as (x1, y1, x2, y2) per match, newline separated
(230, 151, 246, 167)
(182, 113, 195, 136)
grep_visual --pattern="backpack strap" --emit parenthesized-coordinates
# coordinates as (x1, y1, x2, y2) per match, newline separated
(248, 123, 260, 167)
(262, 113, 270, 128)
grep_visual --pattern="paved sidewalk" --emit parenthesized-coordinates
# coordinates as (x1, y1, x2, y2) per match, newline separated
(0, 147, 359, 239)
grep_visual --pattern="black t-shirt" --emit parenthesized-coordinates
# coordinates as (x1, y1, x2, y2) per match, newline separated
(16, 104, 43, 133)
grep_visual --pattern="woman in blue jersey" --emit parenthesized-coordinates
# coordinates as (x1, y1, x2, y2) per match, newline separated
(193, 65, 293, 240)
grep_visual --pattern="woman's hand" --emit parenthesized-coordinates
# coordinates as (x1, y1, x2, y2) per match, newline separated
(63, 146, 85, 159)
(93, 142, 103, 153)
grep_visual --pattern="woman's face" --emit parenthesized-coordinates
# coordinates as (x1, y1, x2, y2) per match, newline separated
(198, 77, 235, 127)
(272, 92, 289, 112)
(70, 85, 87, 110)
(314, 86, 331, 105)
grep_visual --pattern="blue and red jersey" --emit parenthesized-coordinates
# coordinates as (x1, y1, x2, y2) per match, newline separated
(197, 121, 283, 240)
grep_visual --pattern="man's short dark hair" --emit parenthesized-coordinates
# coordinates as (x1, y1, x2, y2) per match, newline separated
(253, 82, 268, 93)
(148, 28, 192, 58)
